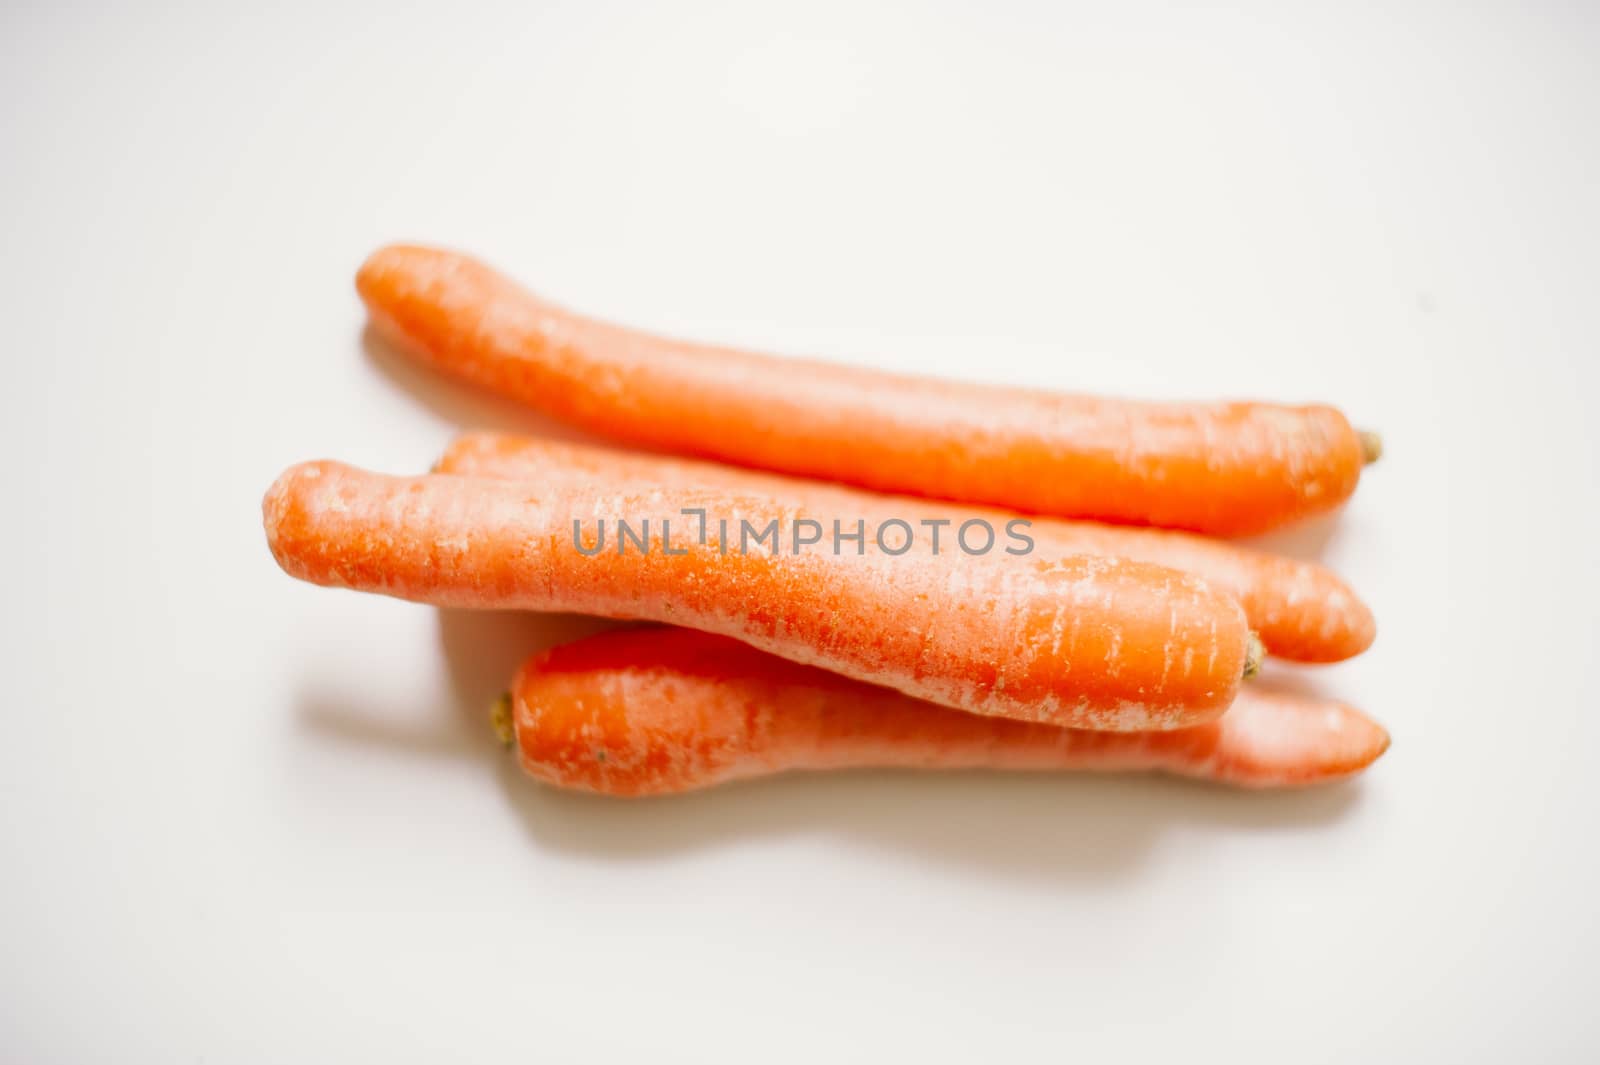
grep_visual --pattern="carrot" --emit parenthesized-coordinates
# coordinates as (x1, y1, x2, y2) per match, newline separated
(438, 432, 1377, 662)
(263, 460, 1261, 730)
(499, 627, 1390, 796)
(358, 243, 1380, 536)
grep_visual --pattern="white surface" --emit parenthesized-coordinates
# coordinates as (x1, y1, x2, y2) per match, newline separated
(4, 3, 1597, 1061)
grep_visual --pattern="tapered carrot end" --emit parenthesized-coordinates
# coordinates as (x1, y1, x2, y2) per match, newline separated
(1370, 724, 1393, 764)
(1215, 690, 1391, 785)
(491, 692, 515, 749)
(355, 243, 427, 302)
(1322, 705, 1390, 778)
(1242, 633, 1265, 680)
(1359, 430, 1383, 465)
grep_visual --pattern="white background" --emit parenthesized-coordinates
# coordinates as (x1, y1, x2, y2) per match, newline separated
(4, 2, 1597, 1061)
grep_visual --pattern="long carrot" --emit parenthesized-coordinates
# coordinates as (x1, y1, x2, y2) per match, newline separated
(358, 243, 1380, 536)
(500, 627, 1390, 796)
(263, 461, 1261, 730)
(438, 431, 1376, 663)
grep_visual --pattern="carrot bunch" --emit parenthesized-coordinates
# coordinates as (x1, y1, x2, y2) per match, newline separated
(264, 243, 1389, 798)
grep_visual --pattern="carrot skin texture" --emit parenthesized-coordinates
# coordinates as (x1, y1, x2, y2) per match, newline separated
(263, 461, 1253, 730)
(510, 628, 1391, 796)
(358, 243, 1367, 536)
(438, 432, 1376, 663)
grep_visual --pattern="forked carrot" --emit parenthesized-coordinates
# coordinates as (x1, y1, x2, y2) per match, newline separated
(438, 431, 1377, 662)
(263, 461, 1261, 730)
(500, 627, 1391, 795)
(358, 243, 1380, 536)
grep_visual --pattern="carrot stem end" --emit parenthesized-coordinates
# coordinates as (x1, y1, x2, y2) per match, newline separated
(1359, 430, 1384, 465)
(1243, 633, 1265, 680)
(491, 692, 515, 749)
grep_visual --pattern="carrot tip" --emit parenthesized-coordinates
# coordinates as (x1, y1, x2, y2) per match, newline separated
(1243, 633, 1265, 680)
(1359, 430, 1383, 465)
(490, 692, 515, 748)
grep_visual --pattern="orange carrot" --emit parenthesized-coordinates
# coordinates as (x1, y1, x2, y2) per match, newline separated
(501, 627, 1390, 795)
(263, 461, 1260, 730)
(358, 243, 1379, 536)
(439, 431, 1376, 663)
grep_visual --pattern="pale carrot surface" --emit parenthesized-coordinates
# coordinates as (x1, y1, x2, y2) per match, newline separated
(263, 461, 1257, 730)
(439, 431, 1376, 662)
(359, 243, 1373, 536)
(504, 628, 1390, 796)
